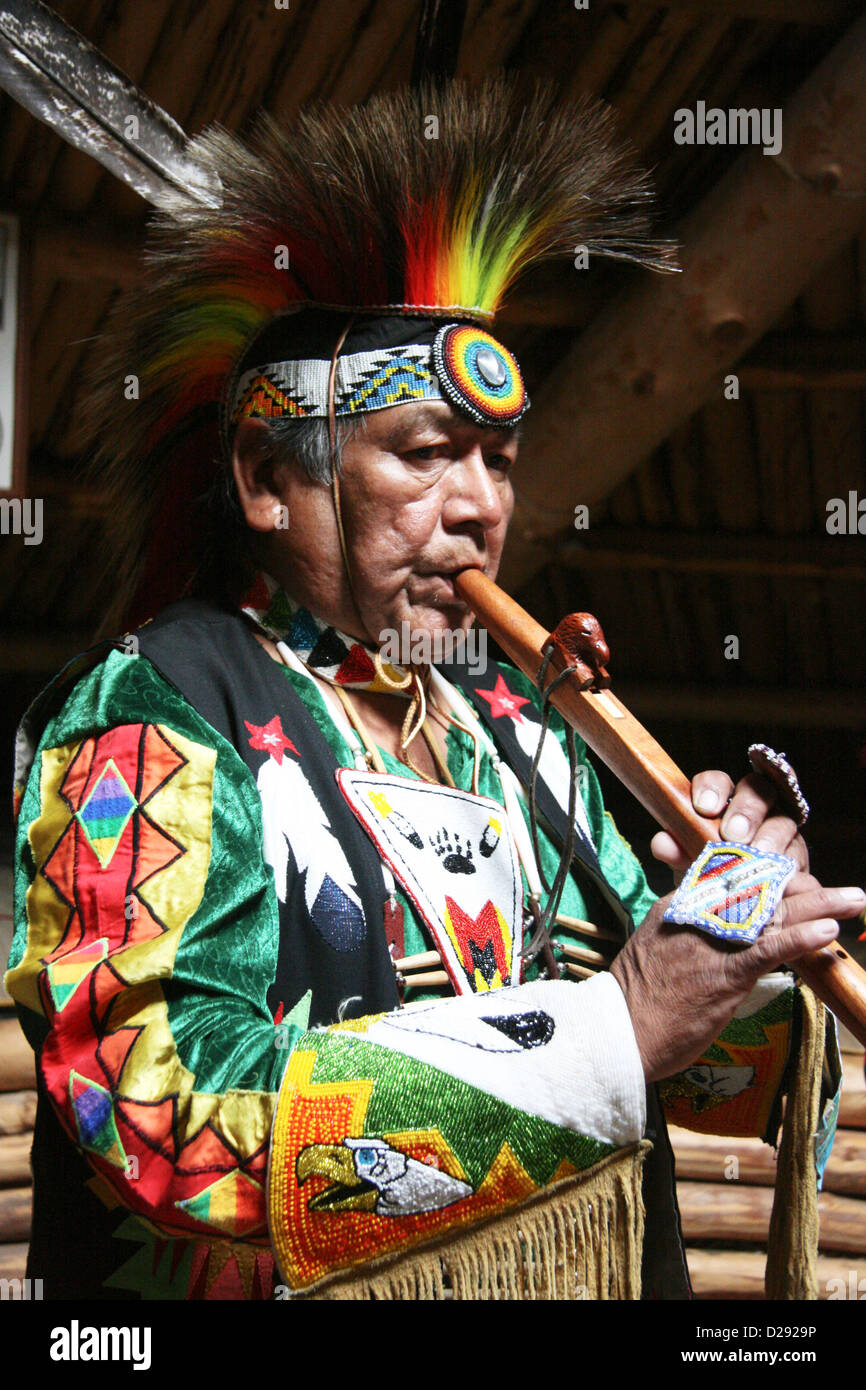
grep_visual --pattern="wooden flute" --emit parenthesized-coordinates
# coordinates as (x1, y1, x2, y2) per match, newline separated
(454, 566, 866, 1047)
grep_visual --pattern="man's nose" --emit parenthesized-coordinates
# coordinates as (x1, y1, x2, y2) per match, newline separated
(442, 449, 507, 533)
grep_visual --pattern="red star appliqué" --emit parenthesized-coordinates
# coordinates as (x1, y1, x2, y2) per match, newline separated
(474, 673, 531, 723)
(245, 716, 298, 765)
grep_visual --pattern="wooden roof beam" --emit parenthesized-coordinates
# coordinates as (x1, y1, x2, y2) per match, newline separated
(557, 527, 866, 580)
(737, 331, 866, 389)
(617, 683, 866, 729)
(503, 13, 866, 588)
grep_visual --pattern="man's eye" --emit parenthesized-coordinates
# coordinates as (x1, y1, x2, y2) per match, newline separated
(487, 454, 513, 473)
(407, 446, 443, 461)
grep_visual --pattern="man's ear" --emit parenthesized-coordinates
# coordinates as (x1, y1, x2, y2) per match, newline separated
(232, 418, 286, 532)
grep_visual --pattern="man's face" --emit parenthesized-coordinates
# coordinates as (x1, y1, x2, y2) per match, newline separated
(262, 400, 517, 642)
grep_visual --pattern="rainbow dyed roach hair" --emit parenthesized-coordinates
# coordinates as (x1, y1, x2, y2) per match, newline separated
(83, 77, 676, 626)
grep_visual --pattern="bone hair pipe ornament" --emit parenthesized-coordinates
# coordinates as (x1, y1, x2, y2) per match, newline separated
(454, 566, 866, 1047)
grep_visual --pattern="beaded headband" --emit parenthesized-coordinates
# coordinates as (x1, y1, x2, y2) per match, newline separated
(231, 324, 528, 431)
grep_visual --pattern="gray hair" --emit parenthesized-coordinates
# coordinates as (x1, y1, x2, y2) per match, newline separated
(259, 413, 367, 485)
(193, 412, 368, 600)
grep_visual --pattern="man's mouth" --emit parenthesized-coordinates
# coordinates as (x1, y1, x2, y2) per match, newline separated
(416, 575, 470, 608)
(415, 564, 484, 607)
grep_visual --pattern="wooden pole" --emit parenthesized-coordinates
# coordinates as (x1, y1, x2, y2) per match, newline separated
(670, 1124, 866, 1197)
(686, 1248, 866, 1300)
(0, 1091, 37, 1137)
(679, 1181, 866, 1255)
(840, 1054, 866, 1129)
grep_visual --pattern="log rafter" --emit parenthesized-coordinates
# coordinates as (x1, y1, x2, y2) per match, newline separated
(554, 526, 866, 580)
(502, 13, 866, 591)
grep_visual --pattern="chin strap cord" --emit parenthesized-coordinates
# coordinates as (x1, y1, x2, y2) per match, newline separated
(326, 325, 438, 775)
(327, 318, 366, 635)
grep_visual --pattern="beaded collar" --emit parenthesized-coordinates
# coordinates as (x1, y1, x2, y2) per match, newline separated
(239, 571, 413, 696)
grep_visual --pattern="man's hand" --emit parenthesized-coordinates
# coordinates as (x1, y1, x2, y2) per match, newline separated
(651, 767, 808, 878)
(610, 874, 865, 1082)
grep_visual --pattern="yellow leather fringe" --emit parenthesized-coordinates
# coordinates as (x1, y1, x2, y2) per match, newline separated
(765, 985, 823, 1300)
(300, 1142, 650, 1301)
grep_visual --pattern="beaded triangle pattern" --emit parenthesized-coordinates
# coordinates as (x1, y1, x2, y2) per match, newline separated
(240, 572, 408, 694)
(662, 840, 796, 944)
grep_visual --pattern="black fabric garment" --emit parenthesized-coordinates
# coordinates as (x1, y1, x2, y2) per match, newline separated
(136, 599, 400, 1027)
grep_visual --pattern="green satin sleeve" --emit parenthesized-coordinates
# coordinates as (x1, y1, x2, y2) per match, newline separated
(8, 647, 286, 1096)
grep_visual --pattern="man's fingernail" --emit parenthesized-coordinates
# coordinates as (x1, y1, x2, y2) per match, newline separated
(753, 837, 774, 853)
(815, 921, 838, 942)
(841, 887, 866, 903)
(724, 814, 750, 841)
(695, 788, 719, 814)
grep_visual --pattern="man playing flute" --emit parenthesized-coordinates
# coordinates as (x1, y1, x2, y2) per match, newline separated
(6, 79, 859, 1300)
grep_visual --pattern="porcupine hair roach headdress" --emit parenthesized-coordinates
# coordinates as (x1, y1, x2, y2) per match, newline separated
(83, 76, 676, 627)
